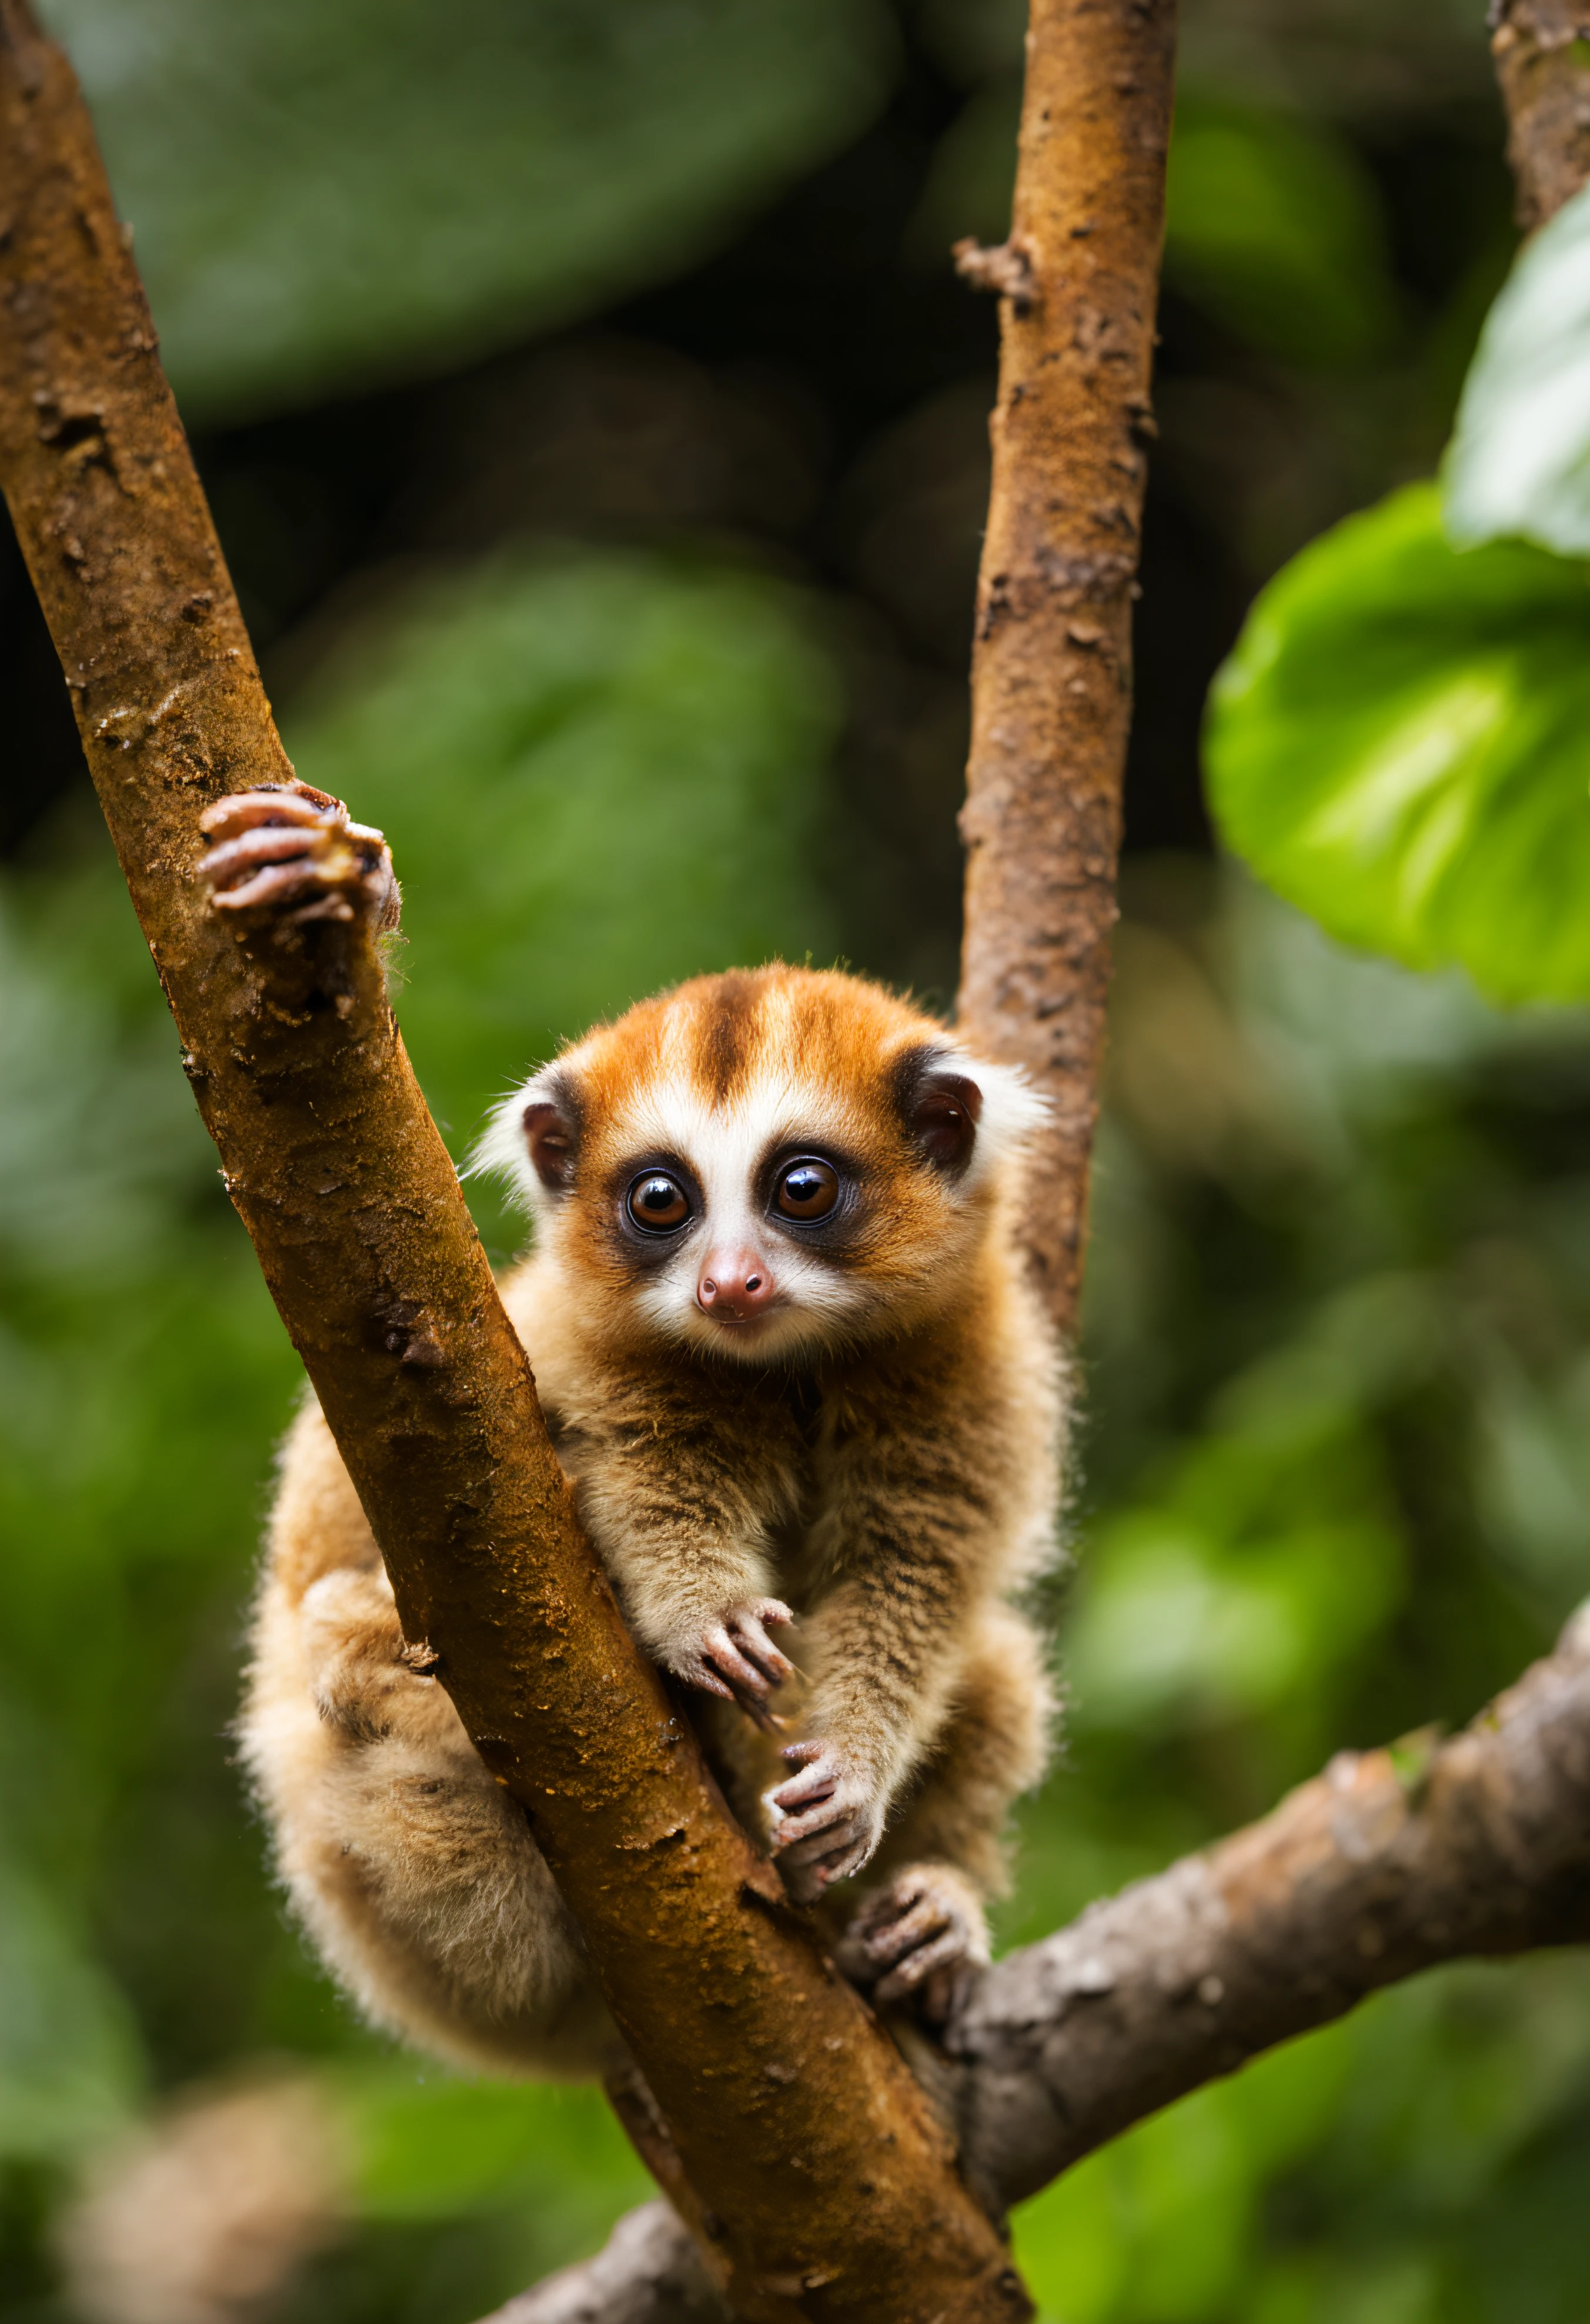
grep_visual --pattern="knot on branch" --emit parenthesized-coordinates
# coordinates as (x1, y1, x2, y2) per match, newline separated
(954, 237, 1035, 312)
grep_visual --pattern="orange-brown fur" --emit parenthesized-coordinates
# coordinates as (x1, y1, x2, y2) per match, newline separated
(239, 964, 1063, 2073)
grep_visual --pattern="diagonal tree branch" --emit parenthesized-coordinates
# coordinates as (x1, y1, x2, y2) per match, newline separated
(0, 8, 1025, 2319)
(486, 1604, 1590, 2323)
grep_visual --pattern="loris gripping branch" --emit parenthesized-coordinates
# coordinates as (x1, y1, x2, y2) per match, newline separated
(218, 783, 1064, 2077)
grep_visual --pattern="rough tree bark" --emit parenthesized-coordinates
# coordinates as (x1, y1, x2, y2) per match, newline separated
(0, 8, 1025, 2321)
(482, 1604, 1590, 2323)
(954, 0, 1178, 1340)
(1490, 0, 1590, 228)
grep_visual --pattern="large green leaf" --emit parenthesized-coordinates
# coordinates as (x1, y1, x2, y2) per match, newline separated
(1205, 482, 1590, 1004)
(38, 0, 895, 422)
(1446, 178, 1590, 555)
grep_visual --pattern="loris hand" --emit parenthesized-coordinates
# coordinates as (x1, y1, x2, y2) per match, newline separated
(200, 782, 397, 929)
(670, 1598, 794, 1732)
(766, 1741, 885, 1900)
(836, 1863, 991, 2022)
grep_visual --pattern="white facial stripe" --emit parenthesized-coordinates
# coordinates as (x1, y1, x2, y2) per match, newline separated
(618, 1064, 874, 1353)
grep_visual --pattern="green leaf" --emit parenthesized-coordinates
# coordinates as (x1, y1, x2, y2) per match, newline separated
(1205, 482, 1590, 1005)
(38, 0, 896, 422)
(1445, 178, 1590, 555)
(283, 543, 843, 1155)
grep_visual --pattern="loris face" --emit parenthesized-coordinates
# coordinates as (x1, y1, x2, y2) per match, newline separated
(481, 965, 1043, 1364)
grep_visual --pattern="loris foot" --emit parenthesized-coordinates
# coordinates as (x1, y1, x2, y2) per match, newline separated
(669, 1598, 794, 1732)
(200, 782, 397, 929)
(837, 1863, 991, 2022)
(766, 1741, 885, 1899)
(300, 1566, 438, 1744)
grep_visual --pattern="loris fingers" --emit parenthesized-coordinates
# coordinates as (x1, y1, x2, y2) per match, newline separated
(780, 1827, 873, 1896)
(699, 1623, 781, 1701)
(199, 784, 339, 844)
(769, 1742, 840, 1817)
(200, 786, 394, 926)
(725, 1602, 796, 1687)
(854, 1885, 953, 1971)
(873, 1927, 972, 2007)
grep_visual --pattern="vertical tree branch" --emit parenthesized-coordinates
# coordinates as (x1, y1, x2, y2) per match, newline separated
(955, 0, 1177, 1338)
(1490, 0, 1590, 228)
(0, 7, 1028, 2318)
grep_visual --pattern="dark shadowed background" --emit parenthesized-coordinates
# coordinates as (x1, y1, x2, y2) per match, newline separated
(5, 3, 1589, 2320)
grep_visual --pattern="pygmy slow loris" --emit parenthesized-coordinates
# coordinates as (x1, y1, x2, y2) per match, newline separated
(222, 783, 1064, 2079)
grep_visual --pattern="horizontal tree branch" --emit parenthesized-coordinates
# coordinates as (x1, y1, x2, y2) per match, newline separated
(0, 9, 1024, 2319)
(486, 1604, 1590, 2321)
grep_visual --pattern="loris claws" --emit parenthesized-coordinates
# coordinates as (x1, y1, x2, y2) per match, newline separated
(838, 1864, 991, 2022)
(673, 1598, 795, 1733)
(200, 781, 397, 929)
(766, 1741, 885, 1899)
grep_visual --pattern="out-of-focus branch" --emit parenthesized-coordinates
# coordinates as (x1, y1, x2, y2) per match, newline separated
(479, 2202, 727, 2324)
(955, 0, 1177, 1338)
(1491, 0, 1590, 229)
(486, 1605, 1590, 2322)
(953, 1603, 1590, 2201)
(0, 9, 1028, 2319)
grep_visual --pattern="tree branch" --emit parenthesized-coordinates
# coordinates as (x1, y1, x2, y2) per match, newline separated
(955, 0, 1177, 1338)
(1490, 0, 1590, 229)
(950, 1602, 1590, 2202)
(489, 1605, 1590, 2322)
(0, 9, 1026, 2319)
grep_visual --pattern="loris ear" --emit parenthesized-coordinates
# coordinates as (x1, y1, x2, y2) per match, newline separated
(895, 1048, 984, 1176)
(522, 1096, 579, 1193)
(472, 1067, 583, 1209)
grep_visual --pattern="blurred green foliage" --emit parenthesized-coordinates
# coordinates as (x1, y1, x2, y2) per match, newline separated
(35, 0, 895, 420)
(4, 0, 1590, 2319)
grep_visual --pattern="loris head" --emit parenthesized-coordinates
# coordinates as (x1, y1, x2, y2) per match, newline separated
(479, 965, 1044, 1364)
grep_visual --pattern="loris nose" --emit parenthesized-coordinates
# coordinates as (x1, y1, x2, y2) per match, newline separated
(697, 1250, 776, 1321)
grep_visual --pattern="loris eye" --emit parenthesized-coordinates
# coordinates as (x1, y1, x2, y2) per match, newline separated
(773, 1159, 840, 1221)
(626, 1171, 693, 1232)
